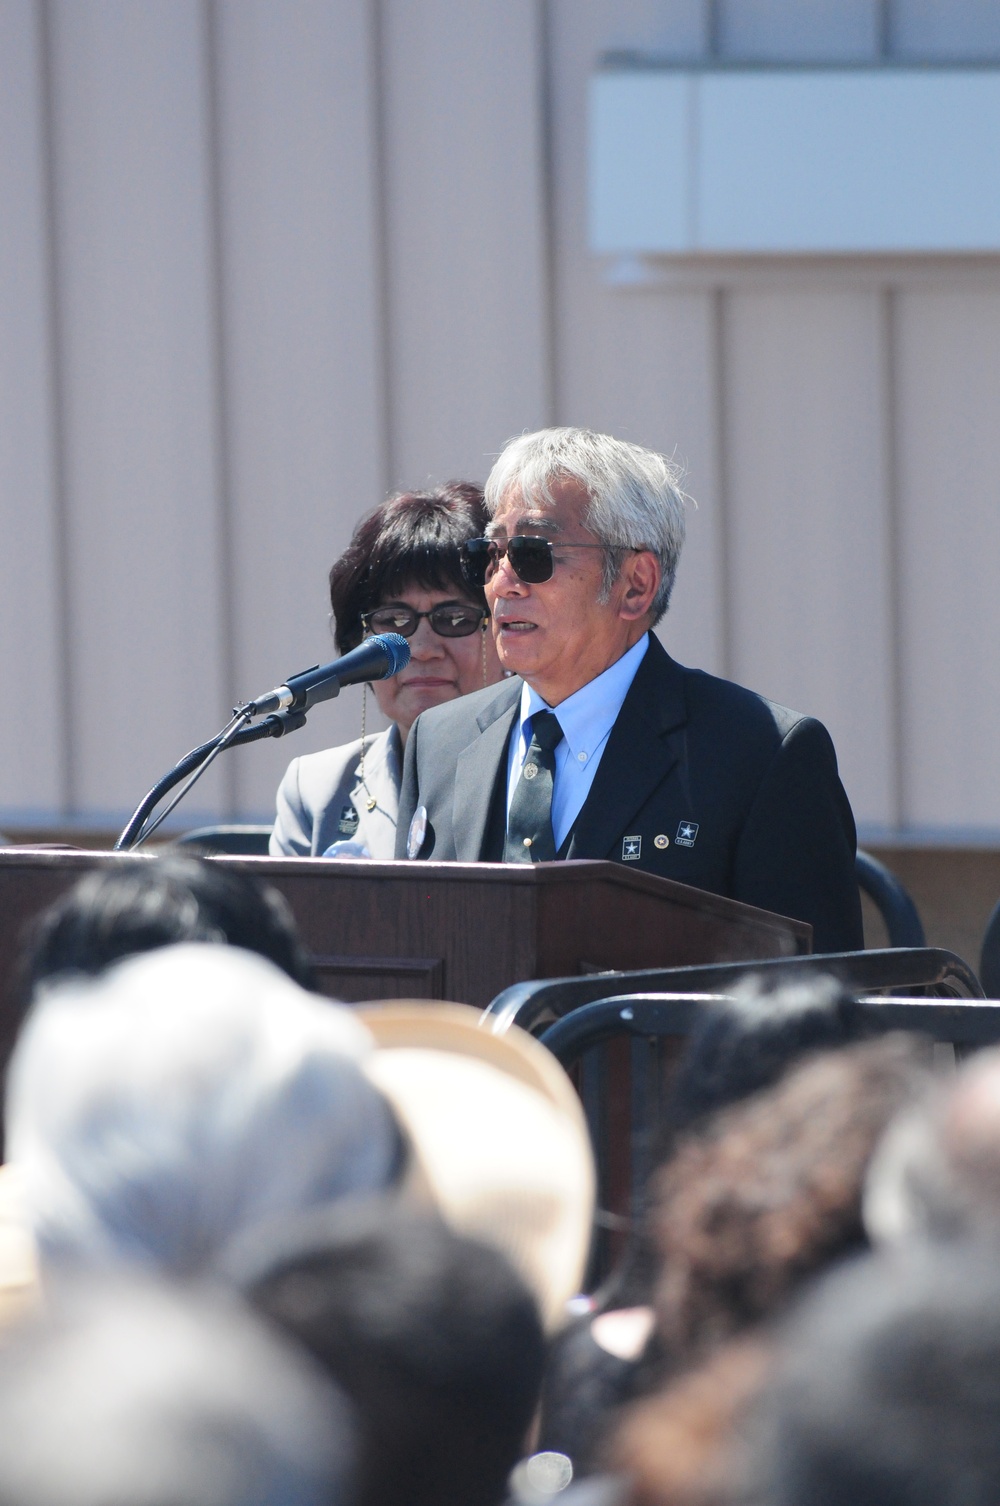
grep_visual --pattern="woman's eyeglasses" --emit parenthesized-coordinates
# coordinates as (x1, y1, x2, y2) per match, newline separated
(361, 603, 488, 639)
(461, 535, 608, 588)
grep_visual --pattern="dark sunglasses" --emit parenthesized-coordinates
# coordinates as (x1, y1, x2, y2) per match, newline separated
(361, 602, 488, 639)
(461, 535, 608, 588)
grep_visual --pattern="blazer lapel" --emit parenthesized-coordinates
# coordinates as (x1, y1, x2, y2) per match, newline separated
(352, 725, 402, 859)
(565, 639, 688, 860)
(451, 682, 521, 861)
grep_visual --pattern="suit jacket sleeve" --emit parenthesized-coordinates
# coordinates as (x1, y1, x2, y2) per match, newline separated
(731, 715, 863, 954)
(270, 758, 311, 857)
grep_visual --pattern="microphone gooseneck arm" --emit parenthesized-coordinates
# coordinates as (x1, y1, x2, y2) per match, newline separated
(114, 709, 306, 852)
(114, 634, 410, 852)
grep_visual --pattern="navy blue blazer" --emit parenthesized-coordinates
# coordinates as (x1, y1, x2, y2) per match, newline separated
(395, 636, 863, 953)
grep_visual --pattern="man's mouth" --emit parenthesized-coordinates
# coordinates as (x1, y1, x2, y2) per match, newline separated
(496, 620, 537, 633)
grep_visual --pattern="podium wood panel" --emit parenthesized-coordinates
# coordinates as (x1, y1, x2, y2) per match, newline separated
(0, 850, 810, 1060)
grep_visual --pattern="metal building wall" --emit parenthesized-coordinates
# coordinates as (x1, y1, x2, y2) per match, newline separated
(1, 0, 998, 836)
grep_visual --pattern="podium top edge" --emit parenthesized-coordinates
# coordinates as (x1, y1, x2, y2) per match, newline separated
(0, 849, 811, 942)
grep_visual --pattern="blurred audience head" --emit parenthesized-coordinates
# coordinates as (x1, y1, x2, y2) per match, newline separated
(865, 1043, 1000, 1248)
(745, 1245, 1000, 1506)
(582, 976, 878, 1327)
(611, 1338, 773, 1506)
(668, 973, 874, 1136)
(0, 1273, 355, 1506)
(235, 1199, 545, 1506)
(6, 944, 404, 1278)
(358, 1003, 596, 1331)
(652, 1035, 931, 1367)
(20, 854, 314, 1002)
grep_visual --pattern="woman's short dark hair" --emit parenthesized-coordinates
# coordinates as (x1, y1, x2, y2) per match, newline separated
(328, 483, 488, 653)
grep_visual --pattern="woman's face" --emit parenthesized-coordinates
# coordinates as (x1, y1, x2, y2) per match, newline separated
(367, 584, 503, 740)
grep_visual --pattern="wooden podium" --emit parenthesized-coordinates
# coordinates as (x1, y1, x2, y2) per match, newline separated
(0, 846, 809, 1034)
(0, 849, 811, 1211)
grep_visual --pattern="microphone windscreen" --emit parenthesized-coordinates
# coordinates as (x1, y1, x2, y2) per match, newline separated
(376, 633, 411, 678)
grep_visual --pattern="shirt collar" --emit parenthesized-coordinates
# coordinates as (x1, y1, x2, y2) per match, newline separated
(518, 634, 650, 762)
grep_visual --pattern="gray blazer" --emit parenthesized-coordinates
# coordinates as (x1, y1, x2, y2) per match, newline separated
(269, 724, 402, 859)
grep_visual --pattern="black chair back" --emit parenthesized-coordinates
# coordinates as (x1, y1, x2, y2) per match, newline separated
(982, 899, 1000, 998)
(172, 825, 273, 856)
(856, 849, 925, 946)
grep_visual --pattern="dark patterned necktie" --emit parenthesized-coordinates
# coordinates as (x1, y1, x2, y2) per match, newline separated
(504, 711, 564, 863)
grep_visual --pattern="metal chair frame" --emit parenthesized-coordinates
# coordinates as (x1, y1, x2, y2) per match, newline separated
(484, 946, 984, 1039)
(540, 989, 1000, 1064)
(538, 985, 1000, 1266)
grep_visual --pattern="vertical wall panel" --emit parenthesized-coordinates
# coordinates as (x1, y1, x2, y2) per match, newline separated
(715, 0, 880, 59)
(724, 290, 894, 826)
(213, 0, 388, 818)
(895, 289, 1000, 829)
(0, 0, 65, 818)
(380, 0, 550, 488)
(593, 0, 707, 55)
(892, 0, 1000, 58)
(50, 0, 227, 821)
(549, 0, 725, 674)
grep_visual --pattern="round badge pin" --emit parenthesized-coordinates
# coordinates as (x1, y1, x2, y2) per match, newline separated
(522, 763, 538, 780)
(406, 805, 428, 860)
(654, 833, 670, 849)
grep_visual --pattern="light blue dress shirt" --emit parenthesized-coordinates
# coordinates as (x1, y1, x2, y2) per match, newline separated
(505, 633, 650, 852)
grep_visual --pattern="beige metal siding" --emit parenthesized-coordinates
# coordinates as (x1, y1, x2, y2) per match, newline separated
(0, 0, 998, 839)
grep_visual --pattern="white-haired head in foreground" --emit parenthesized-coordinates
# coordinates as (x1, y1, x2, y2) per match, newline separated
(484, 427, 688, 622)
(864, 1045, 1000, 1249)
(0, 1273, 354, 1506)
(5, 943, 403, 1277)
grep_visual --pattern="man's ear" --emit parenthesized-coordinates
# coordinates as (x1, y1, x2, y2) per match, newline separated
(617, 549, 660, 622)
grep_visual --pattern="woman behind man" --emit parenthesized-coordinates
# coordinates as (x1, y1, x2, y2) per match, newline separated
(270, 483, 503, 859)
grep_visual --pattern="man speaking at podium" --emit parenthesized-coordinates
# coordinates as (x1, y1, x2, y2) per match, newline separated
(395, 428, 863, 954)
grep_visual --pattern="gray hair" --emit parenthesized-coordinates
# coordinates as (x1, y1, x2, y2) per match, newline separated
(484, 427, 688, 623)
(6, 943, 401, 1277)
(862, 1088, 961, 1246)
(863, 1046, 1000, 1249)
(0, 1274, 355, 1506)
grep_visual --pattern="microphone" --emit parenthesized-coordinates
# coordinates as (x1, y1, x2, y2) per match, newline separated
(249, 633, 411, 716)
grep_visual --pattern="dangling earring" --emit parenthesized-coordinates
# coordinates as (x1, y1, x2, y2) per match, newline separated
(481, 619, 489, 687)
